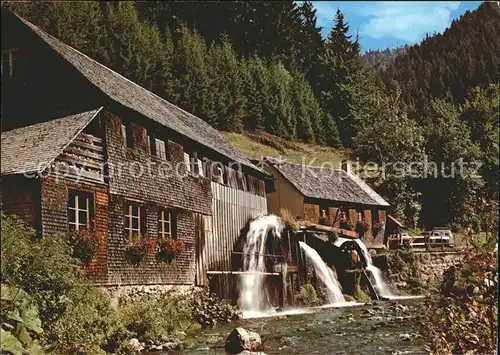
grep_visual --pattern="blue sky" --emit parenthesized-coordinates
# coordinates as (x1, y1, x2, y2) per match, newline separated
(311, 1, 481, 52)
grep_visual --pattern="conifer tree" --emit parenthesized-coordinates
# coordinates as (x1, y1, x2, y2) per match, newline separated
(265, 62, 296, 139)
(290, 71, 319, 143)
(5, 1, 105, 60)
(298, 2, 325, 91)
(169, 25, 212, 126)
(241, 56, 269, 131)
(100, 2, 168, 92)
(205, 35, 245, 132)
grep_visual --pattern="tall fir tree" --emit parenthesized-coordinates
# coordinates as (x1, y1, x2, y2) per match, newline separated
(264, 62, 296, 139)
(297, 1, 325, 97)
(205, 35, 245, 132)
(169, 25, 212, 126)
(241, 56, 269, 131)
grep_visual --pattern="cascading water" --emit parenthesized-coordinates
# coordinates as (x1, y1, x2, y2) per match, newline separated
(354, 239, 393, 297)
(298, 241, 345, 304)
(240, 214, 284, 311)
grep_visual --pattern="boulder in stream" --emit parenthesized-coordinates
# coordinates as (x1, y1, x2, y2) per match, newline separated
(225, 327, 263, 354)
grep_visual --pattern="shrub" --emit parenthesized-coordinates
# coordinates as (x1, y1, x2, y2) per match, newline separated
(50, 285, 132, 354)
(1, 213, 132, 354)
(0, 284, 44, 354)
(421, 251, 498, 354)
(118, 293, 194, 341)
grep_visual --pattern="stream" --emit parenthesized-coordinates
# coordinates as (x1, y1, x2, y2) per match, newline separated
(180, 298, 425, 355)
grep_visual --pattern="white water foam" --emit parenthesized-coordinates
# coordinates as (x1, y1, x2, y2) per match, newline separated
(240, 214, 284, 311)
(354, 239, 393, 297)
(241, 307, 314, 319)
(298, 241, 345, 304)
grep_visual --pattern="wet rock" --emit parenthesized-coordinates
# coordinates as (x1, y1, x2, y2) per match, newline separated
(361, 309, 375, 317)
(236, 351, 267, 355)
(398, 333, 412, 341)
(128, 338, 144, 352)
(225, 327, 263, 354)
(297, 327, 306, 332)
(161, 342, 181, 350)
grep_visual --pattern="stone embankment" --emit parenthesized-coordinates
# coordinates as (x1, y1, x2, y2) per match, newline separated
(374, 250, 466, 293)
(413, 251, 466, 282)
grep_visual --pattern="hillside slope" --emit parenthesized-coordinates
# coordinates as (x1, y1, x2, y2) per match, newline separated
(378, 2, 499, 108)
(222, 131, 349, 167)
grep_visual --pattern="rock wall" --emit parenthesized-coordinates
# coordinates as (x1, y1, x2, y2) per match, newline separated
(414, 251, 467, 283)
(374, 250, 466, 294)
(100, 284, 199, 307)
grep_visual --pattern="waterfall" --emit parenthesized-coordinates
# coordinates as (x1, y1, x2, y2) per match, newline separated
(298, 241, 345, 304)
(240, 214, 284, 311)
(354, 239, 393, 297)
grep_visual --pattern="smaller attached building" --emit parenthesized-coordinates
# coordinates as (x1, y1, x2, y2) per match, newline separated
(261, 157, 390, 248)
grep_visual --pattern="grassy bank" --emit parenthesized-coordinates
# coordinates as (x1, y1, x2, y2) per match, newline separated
(222, 131, 350, 166)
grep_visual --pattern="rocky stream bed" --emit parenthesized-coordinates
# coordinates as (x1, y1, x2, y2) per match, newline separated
(146, 299, 425, 355)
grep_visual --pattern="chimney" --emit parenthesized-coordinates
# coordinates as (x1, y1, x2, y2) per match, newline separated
(341, 159, 351, 174)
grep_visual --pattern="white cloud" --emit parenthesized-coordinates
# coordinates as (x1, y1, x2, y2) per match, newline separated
(311, 1, 462, 44)
(358, 2, 461, 42)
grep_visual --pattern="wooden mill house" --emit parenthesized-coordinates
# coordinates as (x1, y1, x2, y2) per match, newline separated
(260, 157, 390, 248)
(1, 10, 268, 288)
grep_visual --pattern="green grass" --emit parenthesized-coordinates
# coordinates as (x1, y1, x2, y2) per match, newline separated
(222, 131, 350, 167)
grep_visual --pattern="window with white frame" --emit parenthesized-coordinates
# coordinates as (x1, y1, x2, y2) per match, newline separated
(158, 209, 175, 239)
(68, 190, 94, 231)
(125, 203, 145, 237)
(156, 139, 166, 160)
(184, 152, 191, 172)
(197, 158, 204, 177)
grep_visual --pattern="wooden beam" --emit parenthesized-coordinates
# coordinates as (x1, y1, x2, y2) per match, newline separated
(64, 146, 104, 161)
(76, 132, 103, 144)
(71, 140, 103, 152)
(57, 154, 102, 170)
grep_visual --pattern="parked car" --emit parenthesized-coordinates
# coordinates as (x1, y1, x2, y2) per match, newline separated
(427, 228, 454, 248)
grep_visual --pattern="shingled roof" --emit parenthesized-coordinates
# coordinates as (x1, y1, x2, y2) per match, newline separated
(1, 108, 102, 175)
(263, 157, 389, 207)
(12, 13, 264, 175)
